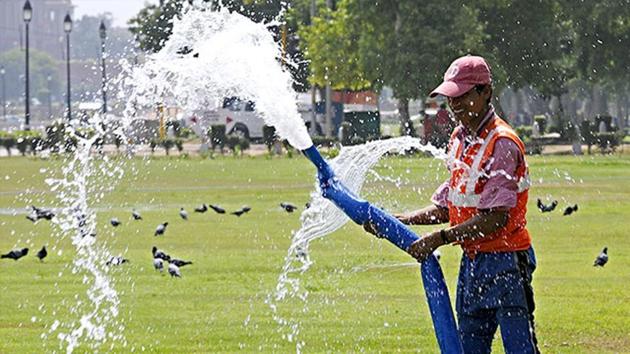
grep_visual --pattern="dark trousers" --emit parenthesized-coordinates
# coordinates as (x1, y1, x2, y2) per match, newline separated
(456, 247, 540, 354)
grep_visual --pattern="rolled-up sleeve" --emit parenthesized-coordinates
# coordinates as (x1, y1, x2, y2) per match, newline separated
(478, 138, 523, 210)
(431, 180, 450, 208)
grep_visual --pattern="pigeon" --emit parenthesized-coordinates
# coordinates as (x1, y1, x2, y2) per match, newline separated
(170, 258, 193, 267)
(26, 206, 55, 222)
(153, 258, 164, 272)
(152, 246, 171, 262)
(110, 218, 122, 227)
(563, 204, 578, 216)
(168, 263, 181, 277)
(154, 222, 168, 236)
(280, 202, 298, 213)
(537, 198, 558, 213)
(36, 246, 47, 262)
(231, 206, 251, 217)
(194, 204, 208, 213)
(305, 202, 311, 209)
(132, 210, 142, 220)
(1, 248, 29, 261)
(179, 208, 189, 220)
(209, 204, 226, 214)
(593, 247, 608, 267)
(106, 256, 129, 266)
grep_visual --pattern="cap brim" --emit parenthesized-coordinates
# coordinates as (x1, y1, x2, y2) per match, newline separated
(429, 81, 475, 98)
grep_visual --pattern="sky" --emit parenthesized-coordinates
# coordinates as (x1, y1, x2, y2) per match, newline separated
(73, 0, 159, 27)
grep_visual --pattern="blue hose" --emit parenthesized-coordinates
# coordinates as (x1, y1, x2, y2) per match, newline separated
(302, 145, 463, 353)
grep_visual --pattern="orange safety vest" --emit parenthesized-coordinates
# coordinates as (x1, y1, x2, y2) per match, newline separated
(446, 116, 531, 256)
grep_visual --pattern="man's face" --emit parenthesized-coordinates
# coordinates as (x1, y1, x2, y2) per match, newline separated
(447, 85, 491, 127)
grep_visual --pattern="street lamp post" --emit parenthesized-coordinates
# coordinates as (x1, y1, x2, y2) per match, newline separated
(23, 0, 32, 130)
(99, 20, 107, 115)
(47, 75, 52, 119)
(63, 13, 72, 121)
(0, 66, 6, 119)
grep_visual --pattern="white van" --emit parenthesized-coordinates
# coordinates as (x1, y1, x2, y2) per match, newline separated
(197, 95, 322, 141)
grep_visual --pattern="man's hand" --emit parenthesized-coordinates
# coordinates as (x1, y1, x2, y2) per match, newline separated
(363, 221, 384, 238)
(393, 212, 414, 225)
(407, 232, 444, 262)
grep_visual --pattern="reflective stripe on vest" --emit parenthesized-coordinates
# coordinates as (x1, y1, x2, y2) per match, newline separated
(447, 125, 530, 208)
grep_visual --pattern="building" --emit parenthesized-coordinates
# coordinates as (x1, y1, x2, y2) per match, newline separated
(0, 0, 73, 59)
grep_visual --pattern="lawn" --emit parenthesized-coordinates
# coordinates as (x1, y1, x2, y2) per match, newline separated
(0, 152, 629, 353)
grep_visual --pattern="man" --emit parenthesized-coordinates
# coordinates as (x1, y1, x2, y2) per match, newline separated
(366, 55, 539, 353)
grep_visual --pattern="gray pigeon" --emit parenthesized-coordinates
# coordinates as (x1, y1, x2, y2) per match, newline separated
(153, 258, 164, 272)
(280, 202, 298, 213)
(1, 248, 29, 261)
(179, 208, 189, 220)
(152, 246, 171, 261)
(110, 218, 122, 227)
(106, 256, 129, 266)
(36, 246, 47, 262)
(168, 263, 181, 277)
(154, 222, 168, 236)
(593, 247, 608, 267)
(132, 210, 142, 220)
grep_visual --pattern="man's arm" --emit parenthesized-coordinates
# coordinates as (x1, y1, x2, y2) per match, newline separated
(407, 208, 509, 261)
(395, 204, 450, 225)
(363, 204, 449, 236)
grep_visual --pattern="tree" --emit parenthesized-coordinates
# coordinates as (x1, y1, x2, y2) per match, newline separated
(350, 0, 486, 135)
(71, 14, 133, 61)
(0, 48, 60, 103)
(298, 4, 374, 91)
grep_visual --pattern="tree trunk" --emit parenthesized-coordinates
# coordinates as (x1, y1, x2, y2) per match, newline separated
(397, 98, 414, 136)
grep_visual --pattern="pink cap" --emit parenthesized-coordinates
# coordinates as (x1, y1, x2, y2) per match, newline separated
(430, 55, 492, 98)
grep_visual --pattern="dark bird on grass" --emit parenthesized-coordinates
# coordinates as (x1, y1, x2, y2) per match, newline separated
(153, 258, 164, 272)
(170, 258, 193, 267)
(154, 222, 168, 236)
(36, 246, 47, 262)
(110, 218, 122, 227)
(27, 206, 55, 222)
(1, 248, 29, 261)
(179, 208, 189, 220)
(593, 247, 608, 267)
(231, 206, 251, 217)
(563, 204, 579, 216)
(106, 256, 129, 266)
(209, 204, 226, 214)
(305, 202, 311, 209)
(168, 263, 181, 277)
(537, 198, 558, 213)
(132, 210, 142, 220)
(280, 202, 298, 213)
(194, 204, 208, 213)
(152, 246, 171, 262)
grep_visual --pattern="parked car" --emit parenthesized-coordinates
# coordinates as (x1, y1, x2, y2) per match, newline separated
(196, 95, 322, 141)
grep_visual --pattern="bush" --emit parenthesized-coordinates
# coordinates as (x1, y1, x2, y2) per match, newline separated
(311, 136, 336, 148)
(226, 135, 249, 156)
(161, 139, 175, 155)
(594, 132, 622, 154)
(44, 122, 77, 153)
(0, 131, 17, 156)
(208, 125, 226, 152)
(515, 126, 533, 140)
(174, 139, 184, 154)
(14, 130, 43, 156)
(176, 127, 194, 139)
(149, 139, 158, 154)
(262, 125, 277, 152)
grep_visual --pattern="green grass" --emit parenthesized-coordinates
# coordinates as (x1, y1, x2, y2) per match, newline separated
(1, 153, 629, 353)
